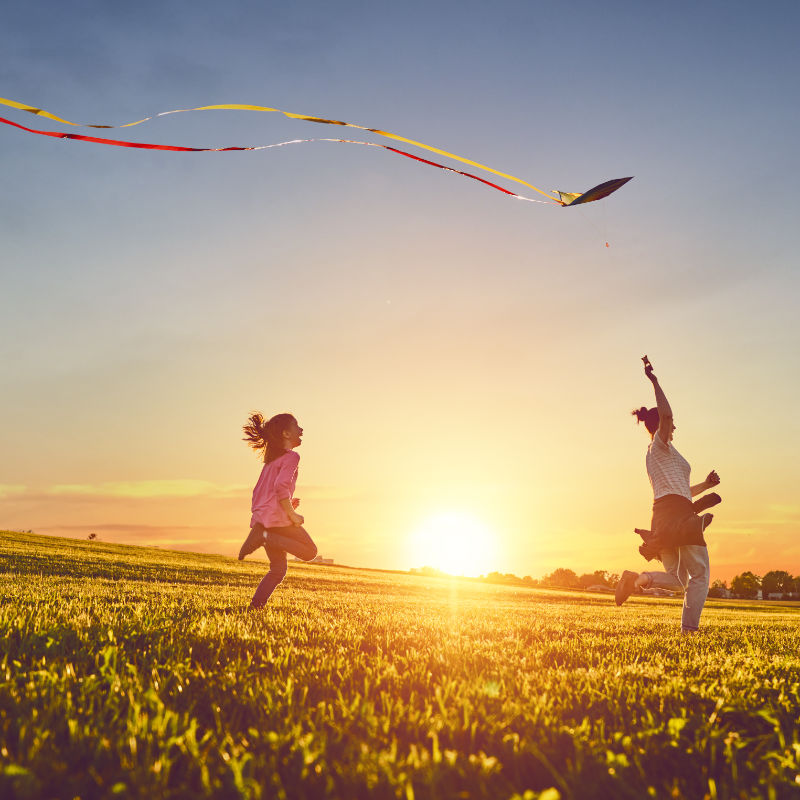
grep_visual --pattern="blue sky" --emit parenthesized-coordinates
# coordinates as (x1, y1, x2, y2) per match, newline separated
(2, 1, 799, 579)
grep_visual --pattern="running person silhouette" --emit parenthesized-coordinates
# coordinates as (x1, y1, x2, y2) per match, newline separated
(238, 412, 317, 609)
(616, 358, 721, 633)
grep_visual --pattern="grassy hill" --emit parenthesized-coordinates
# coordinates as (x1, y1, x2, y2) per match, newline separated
(2, 531, 799, 799)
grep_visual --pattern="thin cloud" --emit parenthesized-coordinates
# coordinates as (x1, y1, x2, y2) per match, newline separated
(36, 481, 361, 501)
(48, 480, 248, 499)
(38, 523, 242, 551)
(298, 485, 368, 502)
(765, 504, 800, 519)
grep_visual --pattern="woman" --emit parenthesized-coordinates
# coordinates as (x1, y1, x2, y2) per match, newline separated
(615, 357, 721, 633)
(238, 412, 318, 609)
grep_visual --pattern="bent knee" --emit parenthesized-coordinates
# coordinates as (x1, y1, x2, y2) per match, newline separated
(665, 567, 682, 586)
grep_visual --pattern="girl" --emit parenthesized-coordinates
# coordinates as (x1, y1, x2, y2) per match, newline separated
(238, 412, 317, 609)
(615, 357, 721, 633)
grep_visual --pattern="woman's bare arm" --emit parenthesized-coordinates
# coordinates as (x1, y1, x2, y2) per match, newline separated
(691, 470, 720, 497)
(643, 356, 674, 442)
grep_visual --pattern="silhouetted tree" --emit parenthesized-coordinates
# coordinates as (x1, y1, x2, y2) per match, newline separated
(410, 566, 446, 577)
(761, 570, 793, 597)
(543, 568, 580, 589)
(708, 579, 728, 598)
(730, 571, 761, 599)
(578, 570, 611, 589)
(87, 533, 97, 542)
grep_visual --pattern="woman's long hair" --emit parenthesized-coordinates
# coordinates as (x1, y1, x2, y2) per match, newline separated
(632, 406, 660, 435)
(243, 412, 296, 464)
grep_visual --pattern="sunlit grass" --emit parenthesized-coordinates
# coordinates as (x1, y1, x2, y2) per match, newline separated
(2, 531, 799, 799)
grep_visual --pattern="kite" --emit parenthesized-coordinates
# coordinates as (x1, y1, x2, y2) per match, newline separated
(0, 95, 632, 207)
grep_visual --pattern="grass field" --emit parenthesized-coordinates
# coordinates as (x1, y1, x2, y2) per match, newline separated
(2, 531, 799, 799)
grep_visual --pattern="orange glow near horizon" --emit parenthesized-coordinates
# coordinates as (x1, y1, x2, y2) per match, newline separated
(408, 511, 498, 577)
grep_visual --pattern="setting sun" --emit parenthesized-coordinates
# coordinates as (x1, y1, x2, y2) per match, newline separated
(408, 511, 497, 577)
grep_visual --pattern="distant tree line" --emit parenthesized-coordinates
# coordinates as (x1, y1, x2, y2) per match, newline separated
(480, 568, 619, 590)
(414, 566, 800, 601)
(530, 568, 800, 600)
(709, 570, 800, 600)
(526, 568, 619, 590)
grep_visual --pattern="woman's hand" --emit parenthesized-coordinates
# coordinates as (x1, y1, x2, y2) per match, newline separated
(706, 470, 720, 487)
(288, 510, 305, 527)
(642, 355, 657, 383)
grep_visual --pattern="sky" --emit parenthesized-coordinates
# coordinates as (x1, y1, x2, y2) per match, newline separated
(1, 0, 799, 582)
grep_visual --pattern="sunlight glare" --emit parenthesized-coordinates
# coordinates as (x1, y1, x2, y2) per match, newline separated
(409, 511, 497, 577)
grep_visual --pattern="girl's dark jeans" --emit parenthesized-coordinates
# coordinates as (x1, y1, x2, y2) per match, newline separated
(250, 524, 317, 608)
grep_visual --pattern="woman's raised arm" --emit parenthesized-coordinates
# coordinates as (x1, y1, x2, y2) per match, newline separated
(643, 356, 674, 443)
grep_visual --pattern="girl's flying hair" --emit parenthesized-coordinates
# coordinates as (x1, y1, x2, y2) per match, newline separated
(243, 411, 297, 464)
(632, 406, 660, 435)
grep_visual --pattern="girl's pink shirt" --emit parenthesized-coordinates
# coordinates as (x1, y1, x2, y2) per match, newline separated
(250, 450, 300, 529)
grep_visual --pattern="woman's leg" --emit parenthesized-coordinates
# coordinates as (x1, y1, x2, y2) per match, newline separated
(637, 548, 682, 590)
(677, 545, 710, 632)
(265, 526, 318, 562)
(250, 544, 288, 608)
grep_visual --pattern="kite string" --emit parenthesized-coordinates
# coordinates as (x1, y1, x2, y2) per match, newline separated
(573, 199, 615, 246)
